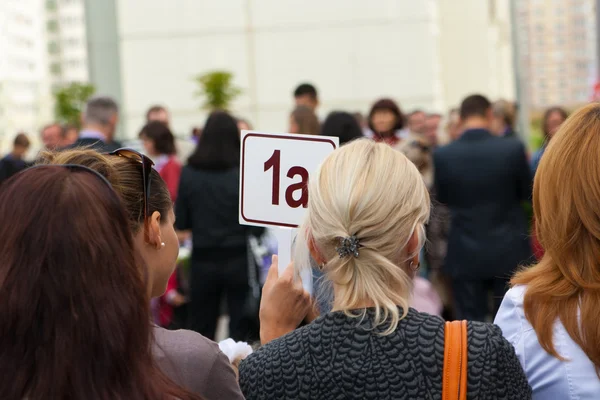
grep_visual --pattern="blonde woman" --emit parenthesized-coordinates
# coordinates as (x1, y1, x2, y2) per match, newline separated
(239, 139, 530, 399)
(495, 103, 600, 399)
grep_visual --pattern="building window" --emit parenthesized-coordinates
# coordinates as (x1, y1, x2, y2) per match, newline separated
(47, 20, 58, 32)
(50, 63, 62, 75)
(48, 41, 60, 54)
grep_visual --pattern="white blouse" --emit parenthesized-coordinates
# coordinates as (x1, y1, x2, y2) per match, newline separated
(494, 286, 600, 399)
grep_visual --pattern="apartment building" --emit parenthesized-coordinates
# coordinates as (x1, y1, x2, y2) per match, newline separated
(0, 0, 50, 148)
(46, 0, 89, 90)
(516, 0, 597, 109)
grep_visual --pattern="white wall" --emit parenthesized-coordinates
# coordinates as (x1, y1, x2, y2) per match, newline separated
(438, 0, 515, 109)
(90, 0, 517, 139)
(115, 0, 440, 138)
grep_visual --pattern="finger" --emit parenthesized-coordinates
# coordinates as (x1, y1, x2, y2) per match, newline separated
(265, 255, 279, 284)
(279, 261, 296, 282)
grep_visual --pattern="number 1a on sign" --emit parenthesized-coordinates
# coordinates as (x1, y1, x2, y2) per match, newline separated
(264, 149, 309, 208)
(239, 131, 338, 228)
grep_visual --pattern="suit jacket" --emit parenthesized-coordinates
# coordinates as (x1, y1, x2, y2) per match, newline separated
(433, 129, 532, 279)
(62, 138, 122, 153)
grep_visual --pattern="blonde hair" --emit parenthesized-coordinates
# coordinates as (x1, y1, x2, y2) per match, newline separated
(512, 103, 600, 377)
(294, 139, 430, 334)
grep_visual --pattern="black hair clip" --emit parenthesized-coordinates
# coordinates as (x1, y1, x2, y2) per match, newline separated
(336, 235, 361, 259)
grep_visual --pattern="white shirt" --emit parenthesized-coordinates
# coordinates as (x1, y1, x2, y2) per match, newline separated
(494, 286, 600, 399)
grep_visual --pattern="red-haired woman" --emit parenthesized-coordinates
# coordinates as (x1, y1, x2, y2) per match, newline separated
(0, 166, 201, 400)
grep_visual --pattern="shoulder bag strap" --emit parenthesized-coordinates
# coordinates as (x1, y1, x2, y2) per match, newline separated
(442, 320, 468, 400)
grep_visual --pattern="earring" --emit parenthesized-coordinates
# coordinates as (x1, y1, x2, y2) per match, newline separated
(161, 242, 165, 248)
(409, 261, 420, 271)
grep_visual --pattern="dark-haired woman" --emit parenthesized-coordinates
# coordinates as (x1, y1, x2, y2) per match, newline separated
(41, 149, 244, 399)
(365, 98, 406, 146)
(321, 111, 364, 145)
(177, 111, 263, 342)
(0, 166, 201, 400)
(140, 121, 182, 202)
(530, 107, 568, 175)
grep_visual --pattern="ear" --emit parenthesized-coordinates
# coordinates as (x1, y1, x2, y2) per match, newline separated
(147, 211, 163, 249)
(406, 228, 420, 266)
(307, 231, 326, 265)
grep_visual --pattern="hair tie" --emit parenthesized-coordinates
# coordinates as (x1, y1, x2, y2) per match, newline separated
(336, 235, 361, 259)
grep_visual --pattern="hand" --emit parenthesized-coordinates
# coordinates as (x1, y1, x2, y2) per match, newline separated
(170, 292, 187, 307)
(259, 255, 311, 344)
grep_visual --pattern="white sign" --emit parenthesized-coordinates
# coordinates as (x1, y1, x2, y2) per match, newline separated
(239, 131, 339, 228)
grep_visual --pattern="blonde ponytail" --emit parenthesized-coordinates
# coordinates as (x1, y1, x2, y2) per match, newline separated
(294, 139, 430, 334)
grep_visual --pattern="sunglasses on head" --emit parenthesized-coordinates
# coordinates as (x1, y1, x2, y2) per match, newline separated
(107, 148, 155, 241)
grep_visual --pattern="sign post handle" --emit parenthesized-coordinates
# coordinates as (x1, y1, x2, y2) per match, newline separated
(274, 227, 313, 295)
(274, 227, 293, 275)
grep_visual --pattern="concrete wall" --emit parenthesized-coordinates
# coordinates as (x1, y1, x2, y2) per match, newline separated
(86, 0, 515, 139)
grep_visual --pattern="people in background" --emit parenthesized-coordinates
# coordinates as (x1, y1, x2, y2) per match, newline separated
(289, 105, 320, 135)
(445, 108, 462, 141)
(176, 111, 263, 342)
(424, 113, 442, 146)
(66, 96, 121, 152)
(365, 98, 406, 146)
(239, 139, 531, 400)
(60, 124, 79, 148)
(0, 165, 201, 400)
(491, 99, 517, 137)
(237, 118, 252, 132)
(293, 83, 319, 111)
(0, 132, 30, 185)
(40, 123, 63, 150)
(433, 94, 532, 322)
(320, 111, 363, 144)
(530, 106, 568, 175)
(406, 109, 427, 134)
(139, 121, 181, 202)
(147, 105, 170, 126)
(495, 103, 600, 399)
(40, 149, 244, 399)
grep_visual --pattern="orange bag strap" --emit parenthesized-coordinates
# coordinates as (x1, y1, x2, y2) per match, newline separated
(442, 320, 468, 400)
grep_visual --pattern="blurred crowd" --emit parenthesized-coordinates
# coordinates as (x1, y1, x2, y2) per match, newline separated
(2, 80, 599, 400)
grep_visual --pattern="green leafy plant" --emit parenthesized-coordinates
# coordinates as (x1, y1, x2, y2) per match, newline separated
(194, 71, 241, 110)
(54, 82, 95, 128)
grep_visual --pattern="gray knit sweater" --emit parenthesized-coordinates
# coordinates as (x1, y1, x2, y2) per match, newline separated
(239, 308, 531, 399)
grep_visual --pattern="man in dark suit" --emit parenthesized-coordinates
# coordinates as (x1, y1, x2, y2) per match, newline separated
(64, 96, 122, 152)
(433, 94, 532, 321)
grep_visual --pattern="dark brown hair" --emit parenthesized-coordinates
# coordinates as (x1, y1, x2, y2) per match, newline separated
(0, 167, 201, 399)
(39, 149, 172, 234)
(291, 105, 320, 135)
(13, 132, 30, 148)
(367, 98, 405, 132)
(139, 121, 177, 155)
(459, 94, 491, 120)
(542, 106, 569, 139)
(146, 105, 168, 121)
